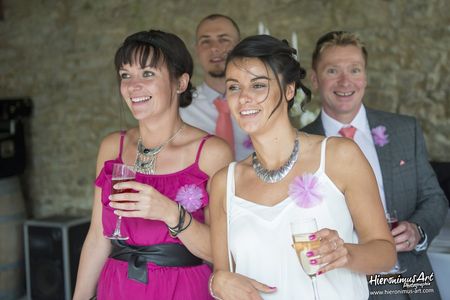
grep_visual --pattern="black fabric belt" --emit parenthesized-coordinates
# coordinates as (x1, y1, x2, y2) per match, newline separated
(109, 240, 203, 284)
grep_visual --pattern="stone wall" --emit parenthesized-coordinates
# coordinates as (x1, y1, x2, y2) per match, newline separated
(0, 0, 448, 216)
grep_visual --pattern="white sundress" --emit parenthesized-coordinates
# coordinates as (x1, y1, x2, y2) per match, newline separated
(226, 138, 369, 300)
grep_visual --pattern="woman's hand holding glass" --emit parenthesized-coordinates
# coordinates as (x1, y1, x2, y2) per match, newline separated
(312, 228, 348, 275)
(105, 163, 136, 240)
(291, 219, 347, 300)
(291, 222, 347, 275)
(108, 180, 178, 226)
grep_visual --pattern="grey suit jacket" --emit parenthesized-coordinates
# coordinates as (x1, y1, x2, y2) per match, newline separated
(302, 107, 447, 300)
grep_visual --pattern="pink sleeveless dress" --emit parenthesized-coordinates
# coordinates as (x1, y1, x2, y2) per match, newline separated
(95, 133, 213, 300)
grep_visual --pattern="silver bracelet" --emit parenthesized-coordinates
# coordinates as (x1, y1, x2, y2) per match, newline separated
(209, 273, 224, 300)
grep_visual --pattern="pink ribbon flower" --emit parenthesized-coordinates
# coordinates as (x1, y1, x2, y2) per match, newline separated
(371, 125, 389, 147)
(175, 184, 204, 213)
(288, 174, 322, 208)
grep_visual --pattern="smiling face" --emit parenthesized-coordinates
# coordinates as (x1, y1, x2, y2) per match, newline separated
(311, 45, 367, 123)
(118, 54, 178, 121)
(196, 17, 240, 79)
(225, 57, 293, 134)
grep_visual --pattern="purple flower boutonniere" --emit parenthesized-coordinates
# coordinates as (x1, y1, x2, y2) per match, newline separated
(371, 125, 389, 147)
(288, 174, 322, 208)
(175, 184, 204, 213)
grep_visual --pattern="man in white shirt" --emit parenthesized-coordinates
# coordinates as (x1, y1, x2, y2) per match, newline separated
(180, 14, 253, 160)
(302, 31, 447, 300)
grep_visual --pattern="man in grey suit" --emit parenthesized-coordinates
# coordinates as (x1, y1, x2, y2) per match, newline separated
(302, 31, 447, 299)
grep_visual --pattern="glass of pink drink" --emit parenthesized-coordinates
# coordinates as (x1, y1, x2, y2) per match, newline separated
(105, 163, 136, 240)
(383, 210, 406, 274)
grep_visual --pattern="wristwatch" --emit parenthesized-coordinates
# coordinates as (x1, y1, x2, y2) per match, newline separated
(415, 223, 426, 244)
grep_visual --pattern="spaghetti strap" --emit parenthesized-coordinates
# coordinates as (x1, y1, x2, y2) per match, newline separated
(118, 130, 126, 160)
(318, 137, 329, 173)
(194, 134, 213, 163)
(226, 162, 237, 272)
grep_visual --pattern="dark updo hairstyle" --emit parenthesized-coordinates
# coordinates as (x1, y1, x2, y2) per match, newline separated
(114, 29, 194, 107)
(225, 35, 311, 113)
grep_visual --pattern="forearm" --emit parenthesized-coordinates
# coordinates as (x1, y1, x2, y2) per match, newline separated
(345, 239, 396, 274)
(73, 233, 111, 300)
(177, 219, 212, 262)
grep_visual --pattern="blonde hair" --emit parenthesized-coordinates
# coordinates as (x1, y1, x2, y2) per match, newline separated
(312, 31, 368, 70)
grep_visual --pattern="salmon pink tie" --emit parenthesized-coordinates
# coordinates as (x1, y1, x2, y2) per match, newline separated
(214, 97, 235, 154)
(339, 126, 357, 139)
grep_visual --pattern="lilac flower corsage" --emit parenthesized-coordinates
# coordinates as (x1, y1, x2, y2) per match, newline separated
(371, 125, 389, 147)
(288, 174, 322, 208)
(175, 184, 204, 213)
(243, 135, 253, 149)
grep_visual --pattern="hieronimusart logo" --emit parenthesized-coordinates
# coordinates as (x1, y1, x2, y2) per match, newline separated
(368, 272, 437, 297)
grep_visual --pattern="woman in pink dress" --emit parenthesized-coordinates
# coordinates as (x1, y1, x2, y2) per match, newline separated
(73, 29, 232, 300)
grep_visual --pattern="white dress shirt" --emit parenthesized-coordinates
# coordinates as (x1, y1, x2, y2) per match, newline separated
(321, 105, 387, 212)
(180, 83, 254, 161)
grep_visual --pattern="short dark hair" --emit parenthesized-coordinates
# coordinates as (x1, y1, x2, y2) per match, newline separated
(312, 31, 368, 70)
(196, 14, 240, 39)
(114, 29, 194, 107)
(226, 35, 311, 112)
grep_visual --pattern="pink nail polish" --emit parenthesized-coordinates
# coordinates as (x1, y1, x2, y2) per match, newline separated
(306, 251, 314, 257)
(309, 234, 316, 240)
(310, 259, 317, 265)
(317, 270, 323, 275)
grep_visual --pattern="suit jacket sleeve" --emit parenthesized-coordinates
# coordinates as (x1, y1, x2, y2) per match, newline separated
(407, 118, 447, 245)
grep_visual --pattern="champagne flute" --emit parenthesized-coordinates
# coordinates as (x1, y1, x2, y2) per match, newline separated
(383, 210, 406, 274)
(105, 163, 136, 240)
(291, 218, 321, 300)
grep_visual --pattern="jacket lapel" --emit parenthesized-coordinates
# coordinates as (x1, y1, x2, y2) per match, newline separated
(301, 113, 326, 136)
(366, 109, 394, 212)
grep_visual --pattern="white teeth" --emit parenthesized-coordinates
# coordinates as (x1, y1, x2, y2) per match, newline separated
(335, 91, 354, 97)
(240, 109, 260, 116)
(131, 96, 151, 103)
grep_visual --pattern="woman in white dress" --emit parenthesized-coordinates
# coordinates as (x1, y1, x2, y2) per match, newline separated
(208, 35, 396, 300)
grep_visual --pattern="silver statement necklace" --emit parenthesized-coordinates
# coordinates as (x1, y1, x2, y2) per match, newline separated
(134, 124, 185, 174)
(252, 138, 299, 183)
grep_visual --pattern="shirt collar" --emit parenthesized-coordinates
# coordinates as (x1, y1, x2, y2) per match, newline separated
(196, 82, 223, 102)
(321, 105, 370, 136)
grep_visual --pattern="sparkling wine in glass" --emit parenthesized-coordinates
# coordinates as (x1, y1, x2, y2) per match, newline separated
(105, 163, 136, 240)
(291, 218, 321, 300)
(384, 210, 406, 274)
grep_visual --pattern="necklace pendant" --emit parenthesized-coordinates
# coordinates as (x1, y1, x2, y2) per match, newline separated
(252, 138, 300, 184)
(134, 124, 185, 175)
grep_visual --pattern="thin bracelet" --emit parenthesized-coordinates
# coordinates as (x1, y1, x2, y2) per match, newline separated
(209, 273, 224, 300)
(168, 204, 191, 238)
(177, 211, 192, 235)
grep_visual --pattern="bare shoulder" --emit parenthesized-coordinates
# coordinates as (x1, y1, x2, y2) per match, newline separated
(96, 129, 138, 166)
(324, 137, 367, 175)
(203, 135, 233, 156)
(325, 137, 362, 159)
(99, 131, 120, 149)
(198, 135, 233, 177)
